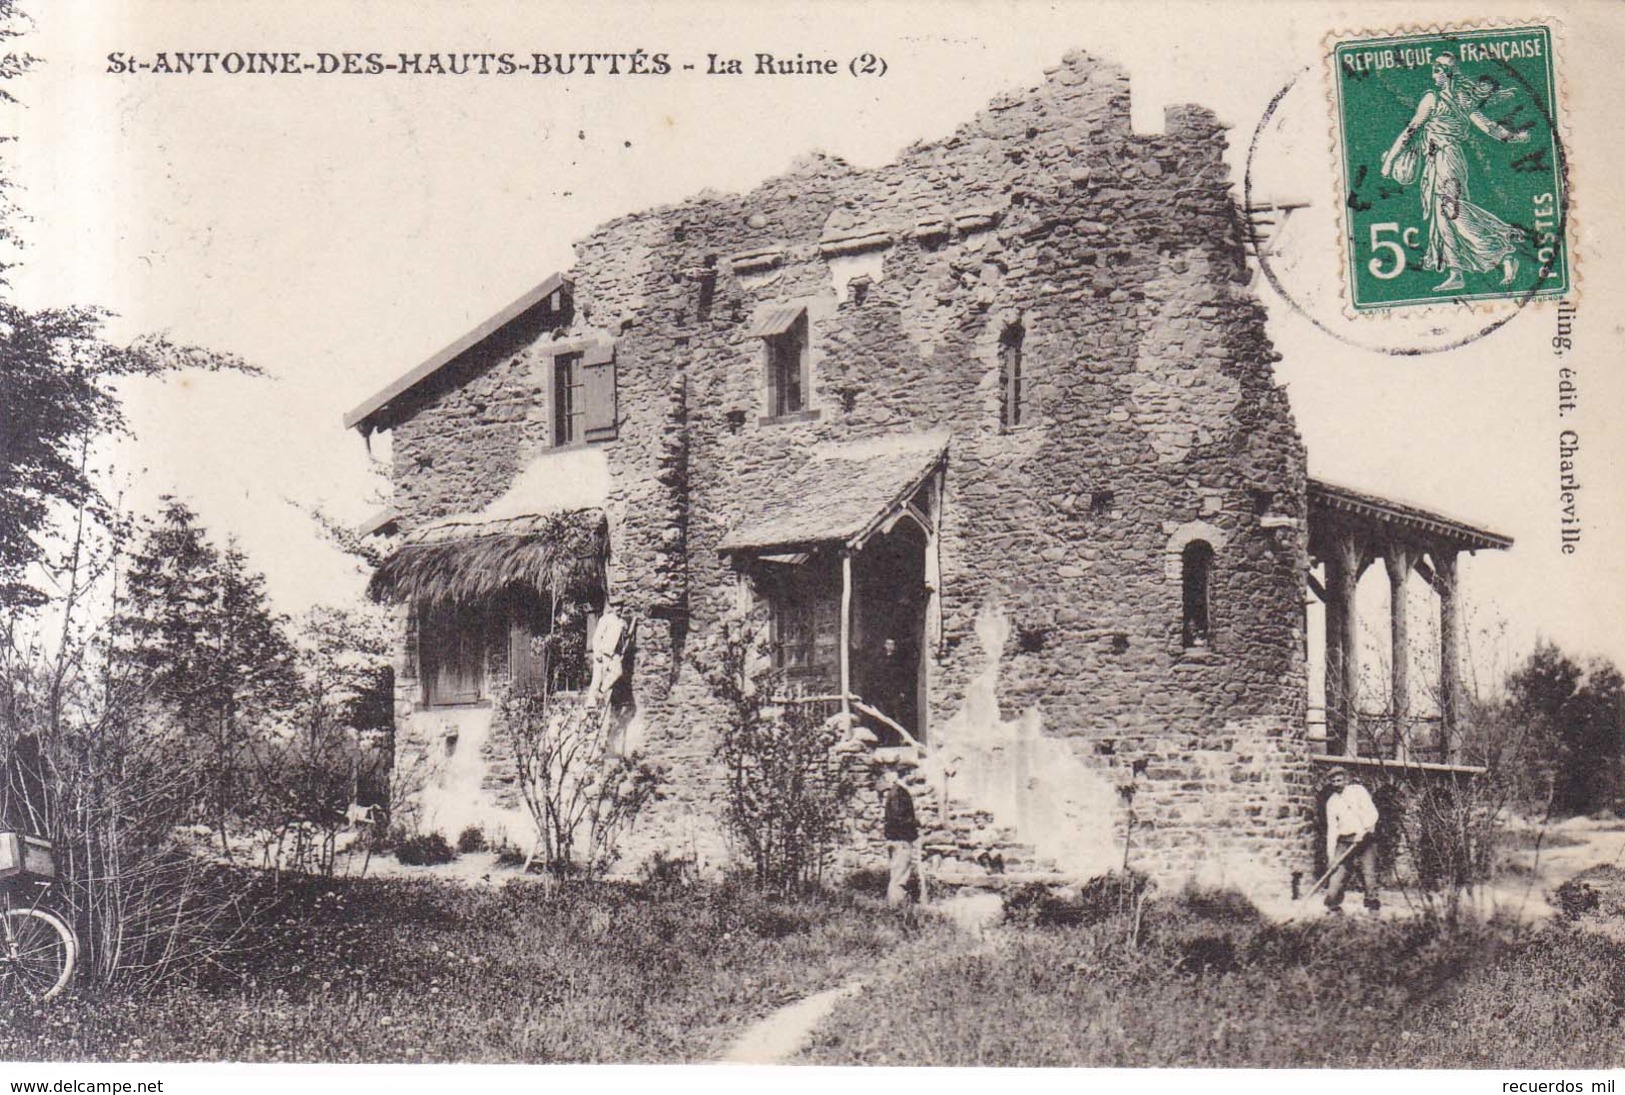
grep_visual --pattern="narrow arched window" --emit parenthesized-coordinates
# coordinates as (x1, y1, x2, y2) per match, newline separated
(1182, 541, 1213, 648)
(999, 322, 1025, 430)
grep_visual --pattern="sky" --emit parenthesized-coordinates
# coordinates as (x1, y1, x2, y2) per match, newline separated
(10, 0, 1625, 681)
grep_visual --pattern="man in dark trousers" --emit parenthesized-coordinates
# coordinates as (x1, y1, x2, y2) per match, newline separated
(1323, 765, 1381, 914)
(879, 768, 921, 905)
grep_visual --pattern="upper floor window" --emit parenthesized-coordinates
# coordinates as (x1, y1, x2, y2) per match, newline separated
(767, 314, 809, 417)
(747, 304, 811, 420)
(999, 322, 1025, 430)
(1181, 540, 1214, 648)
(553, 352, 585, 446)
(548, 342, 618, 447)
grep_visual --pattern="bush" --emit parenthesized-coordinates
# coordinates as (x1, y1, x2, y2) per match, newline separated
(501, 687, 664, 879)
(699, 616, 856, 895)
(456, 825, 487, 854)
(1004, 872, 1153, 929)
(394, 832, 456, 866)
(639, 851, 697, 892)
(1554, 878, 1600, 921)
(492, 841, 527, 868)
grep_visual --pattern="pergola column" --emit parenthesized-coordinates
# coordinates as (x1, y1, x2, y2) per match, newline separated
(1383, 545, 1413, 757)
(1435, 548, 1461, 762)
(839, 551, 853, 721)
(1324, 533, 1364, 758)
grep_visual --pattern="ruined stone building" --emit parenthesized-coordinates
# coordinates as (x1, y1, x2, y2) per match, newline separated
(344, 52, 1509, 893)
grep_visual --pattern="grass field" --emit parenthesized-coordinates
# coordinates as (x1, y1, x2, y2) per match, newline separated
(0, 872, 949, 1063)
(799, 884, 1625, 1068)
(6, 871, 1624, 1066)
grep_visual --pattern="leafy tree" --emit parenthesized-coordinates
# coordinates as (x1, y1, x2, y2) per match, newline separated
(114, 500, 300, 848)
(1502, 641, 1625, 816)
(248, 605, 393, 874)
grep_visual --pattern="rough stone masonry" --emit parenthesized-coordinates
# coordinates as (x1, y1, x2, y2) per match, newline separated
(365, 50, 1316, 892)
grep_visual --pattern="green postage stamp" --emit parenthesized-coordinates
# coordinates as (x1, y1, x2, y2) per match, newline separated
(1330, 23, 1569, 311)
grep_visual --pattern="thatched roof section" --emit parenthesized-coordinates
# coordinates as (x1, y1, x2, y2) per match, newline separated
(368, 509, 607, 607)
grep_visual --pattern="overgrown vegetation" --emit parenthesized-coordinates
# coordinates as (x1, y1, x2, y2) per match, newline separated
(0, 873, 945, 1062)
(802, 884, 1625, 1068)
(700, 616, 856, 895)
(501, 686, 662, 879)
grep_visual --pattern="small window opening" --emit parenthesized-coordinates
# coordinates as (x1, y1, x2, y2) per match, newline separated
(999, 322, 1025, 430)
(1182, 541, 1214, 649)
(1089, 489, 1115, 516)
(553, 351, 585, 446)
(697, 256, 717, 319)
(766, 314, 809, 417)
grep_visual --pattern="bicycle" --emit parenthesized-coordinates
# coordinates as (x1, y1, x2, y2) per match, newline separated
(0, 831, 77, 1002)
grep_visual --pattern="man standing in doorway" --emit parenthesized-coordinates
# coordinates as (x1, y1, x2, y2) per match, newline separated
(879, 768, 920, 905)
(1323, 765, 1381, 915)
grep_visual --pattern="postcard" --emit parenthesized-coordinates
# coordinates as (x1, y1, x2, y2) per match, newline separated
(3, 0, 1623, 1079)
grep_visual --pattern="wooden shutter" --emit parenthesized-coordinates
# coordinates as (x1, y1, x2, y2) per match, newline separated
(582, 342, 617, 442)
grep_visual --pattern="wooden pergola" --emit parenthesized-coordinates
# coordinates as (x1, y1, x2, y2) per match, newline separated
(1307, 480, 1513, 763)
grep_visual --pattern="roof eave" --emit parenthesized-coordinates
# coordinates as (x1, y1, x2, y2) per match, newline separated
(344, 271, 573, 435)
(1308, 479, 1513, 552)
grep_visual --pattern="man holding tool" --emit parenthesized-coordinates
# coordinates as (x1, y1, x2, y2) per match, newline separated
(1321, 765, 1381, 915)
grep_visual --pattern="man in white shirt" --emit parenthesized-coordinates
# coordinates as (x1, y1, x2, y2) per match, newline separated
(1323, 766, 1381, 914)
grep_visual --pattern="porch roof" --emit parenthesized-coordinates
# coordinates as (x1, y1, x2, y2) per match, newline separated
(368, 509, 607, 607)
(368, 448, 612, 606)
(1308, 479, 1513, 553)
(719, 431, 947, 555)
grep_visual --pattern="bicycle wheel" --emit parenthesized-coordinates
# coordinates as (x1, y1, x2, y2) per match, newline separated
(0, 907, 77, 1001)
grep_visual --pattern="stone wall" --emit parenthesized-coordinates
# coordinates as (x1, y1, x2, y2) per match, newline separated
(372, 50, 1314, 892)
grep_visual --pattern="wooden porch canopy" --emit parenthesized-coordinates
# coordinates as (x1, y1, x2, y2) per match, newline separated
(719, 432, 947, 722)
(718, 432, 946, 557)
(1307, 479, 1512, 763)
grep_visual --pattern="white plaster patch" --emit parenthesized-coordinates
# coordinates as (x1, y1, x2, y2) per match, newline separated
(827, 248, 887, 300)
(923, 602, 1123, 880)
(426, 446, 612, 532)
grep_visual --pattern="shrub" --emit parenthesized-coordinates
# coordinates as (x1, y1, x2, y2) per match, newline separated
(699, 618, 855, 895)
(492, 841, 527, 868)
(394, 832, 456, 866)
(501, 687, 663, 879)
(1554, 878, 1600, 921)
(456, 825, 487, 854)
(1003, 872, 1153, 929)
(639, 851, 697, 892)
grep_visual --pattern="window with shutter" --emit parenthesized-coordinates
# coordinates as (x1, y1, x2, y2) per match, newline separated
(582, 342, 618, 442)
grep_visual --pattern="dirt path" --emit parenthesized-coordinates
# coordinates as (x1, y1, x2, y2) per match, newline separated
(719, 980, 866, 1064)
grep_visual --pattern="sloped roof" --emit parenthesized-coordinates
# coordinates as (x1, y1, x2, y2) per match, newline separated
(720, 431, 947, 554)
(369, 509, 607, 607)
(1308, 479, 1512, 552)
(368, 448, 613, 606)
(344, 272, 572, 434)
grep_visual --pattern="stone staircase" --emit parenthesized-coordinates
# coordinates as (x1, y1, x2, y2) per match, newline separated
(854, 745, 1073, 893)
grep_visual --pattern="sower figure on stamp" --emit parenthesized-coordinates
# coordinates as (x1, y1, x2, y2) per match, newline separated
(1380, 52, 1531, 293)
(1323, 766, 1381, 915)
(878, 768, 920, 906)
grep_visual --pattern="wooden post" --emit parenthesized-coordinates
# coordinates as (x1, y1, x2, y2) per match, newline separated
(1436, 549, 1461, 762)
(1384, 545, 1412, 759)
(1325, 533, 1364, 758)
(839, 551, 853, 721)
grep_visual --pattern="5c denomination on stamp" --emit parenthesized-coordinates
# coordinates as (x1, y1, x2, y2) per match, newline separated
(1331, 23, 1569, 311)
